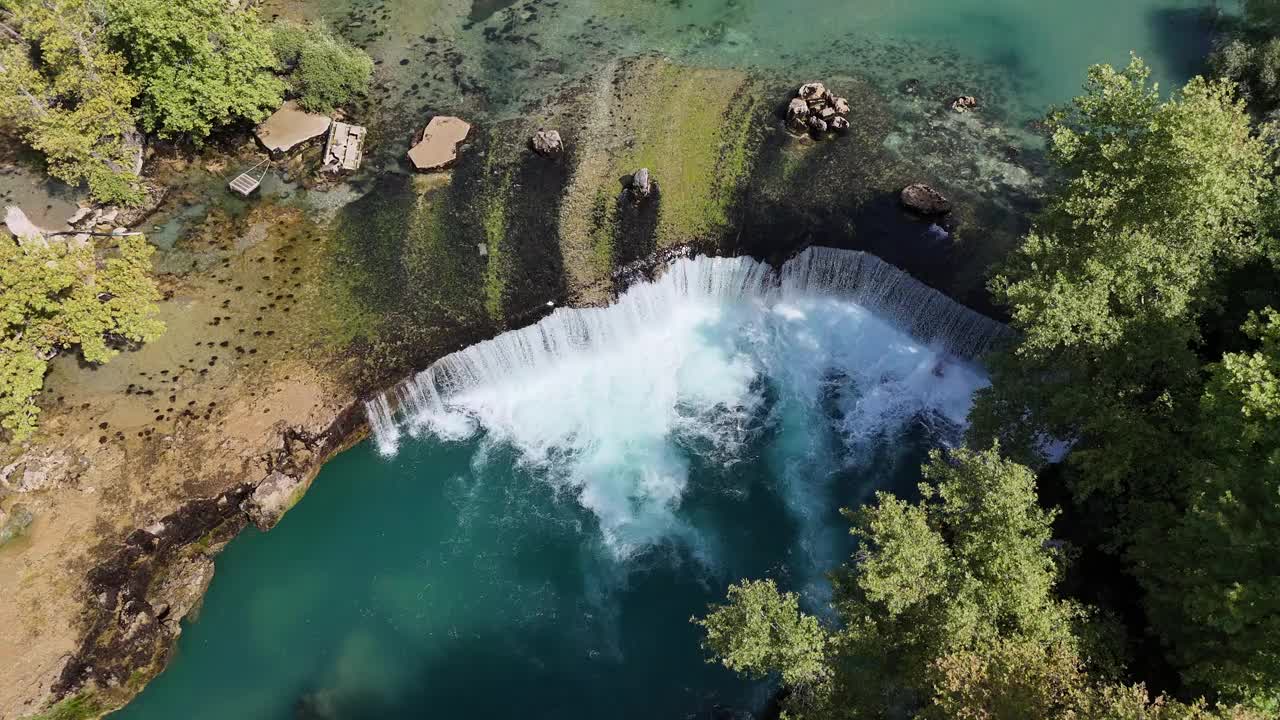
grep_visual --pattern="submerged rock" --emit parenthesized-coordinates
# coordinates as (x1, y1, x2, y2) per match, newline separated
(807, 116, 828, 134)
(950, 95, 979, 112)
(901, 183, 953, 216)
(530, 129, 564, 157)
(830, 116, 850, 132)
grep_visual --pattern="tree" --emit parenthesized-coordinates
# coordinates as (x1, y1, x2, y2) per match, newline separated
(270, 21, 372, 114)
(1133, 309, 1280, 711)
(697, 448, 1103, 719)
(969, 57, 1269, 502)
(696, 448, 1263, 720)
(1, 233, 164, 440)
(0, 0, 144, 204)
(693, 579, 829, 688)
(103, 0, 282, 139)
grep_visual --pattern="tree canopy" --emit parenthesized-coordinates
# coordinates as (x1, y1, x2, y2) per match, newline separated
(969, 56, 1280, 711)
(695, 448, 1260, 720)
(0, 0, 371, 202)
(103, 0, 282, 139)
(0, 233, 163, 440)
(271, 21, 372, 115)
(0, 0, 144, 204)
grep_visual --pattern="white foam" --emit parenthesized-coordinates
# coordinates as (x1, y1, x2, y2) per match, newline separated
(365, 248, 1005, 559)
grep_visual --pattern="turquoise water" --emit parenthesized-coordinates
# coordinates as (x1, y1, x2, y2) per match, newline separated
(114, 1, 1219, 717)
(116, 252, 992, 719)
(270, 0, 1219, 128)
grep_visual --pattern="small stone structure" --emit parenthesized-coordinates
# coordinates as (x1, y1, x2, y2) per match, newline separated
(407, 116, 471, 171)
(255, 101, 332, 155)
(323, 121, 367, 172)
(950, 95, 979, 113)
(786, 82, 851, 136)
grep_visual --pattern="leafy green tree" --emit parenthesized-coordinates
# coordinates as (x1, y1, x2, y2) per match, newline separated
(970, 57, 1269, 502)
(693, 579, 830, 688)
(697, 448, 1263, 720)
(0, 0, 143, 204)
(271, 21, 372, 114)
(1133, 309, 1280, 711)
(104, 0, 282, 138)
(697, 448, 1102, 719)
(1, 233, 164, 440)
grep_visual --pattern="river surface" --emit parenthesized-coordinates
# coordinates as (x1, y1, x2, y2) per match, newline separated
(113, 2, 1216, 718)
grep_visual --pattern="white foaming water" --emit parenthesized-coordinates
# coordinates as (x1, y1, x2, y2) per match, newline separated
(365, 247, 1006, 559)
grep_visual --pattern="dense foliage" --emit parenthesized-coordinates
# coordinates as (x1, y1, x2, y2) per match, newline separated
(103, 0, 282, 139)
(697, 449, 1259, 720)
(271, 21, 372, 114)
(702, 55, 1280, 718)
(0, 0, 370, 202)
(0, 0, 144, 204)
(1212, 0, 1280, 114)
(1, 233, 163, 440)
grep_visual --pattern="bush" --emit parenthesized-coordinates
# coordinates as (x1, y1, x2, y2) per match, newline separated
(271, 22, 373, 114)
(1, 234, 164, 441)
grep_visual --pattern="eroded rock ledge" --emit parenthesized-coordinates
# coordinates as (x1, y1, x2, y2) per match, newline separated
(48, 402, 365, 714)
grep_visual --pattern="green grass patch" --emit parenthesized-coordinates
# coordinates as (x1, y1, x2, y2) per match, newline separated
(30, 692, 103, 720)
(611, 62, 762, 246)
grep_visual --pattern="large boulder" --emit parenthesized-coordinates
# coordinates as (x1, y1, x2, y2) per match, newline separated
(530, 129, 564, 157)
(407, 116, 472, 171)
(798, 82, 827, 102)
(900, 183, 953, 216)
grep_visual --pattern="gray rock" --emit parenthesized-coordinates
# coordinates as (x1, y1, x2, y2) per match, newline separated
(530, 129, 563, 157)
(950, 95, 979, 112)
(900, 183, 953, 216)
(819, 106, 836, 121)
(830, 116, 850, 132)
(631, 168, 653, 199)
(241, 471, 304, 531)
(833, 97, 851, 116)
(786, 98, 810, 132)
(807, 116, 828, 134)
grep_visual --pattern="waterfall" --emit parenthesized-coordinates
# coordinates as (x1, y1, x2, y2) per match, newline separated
(364, 247, 1009, 457)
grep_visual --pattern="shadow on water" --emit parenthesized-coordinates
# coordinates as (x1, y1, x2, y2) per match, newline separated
(1146, 7, 1216, 83)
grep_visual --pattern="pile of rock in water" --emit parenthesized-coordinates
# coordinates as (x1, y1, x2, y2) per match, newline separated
(786, 82, 851, 135)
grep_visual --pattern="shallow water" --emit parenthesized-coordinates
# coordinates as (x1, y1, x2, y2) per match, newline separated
(112, 1, 1220, 718)
(267, 0, 1217, 127)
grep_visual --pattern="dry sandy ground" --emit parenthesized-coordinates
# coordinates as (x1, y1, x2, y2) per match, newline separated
(0, 200, 361, 719)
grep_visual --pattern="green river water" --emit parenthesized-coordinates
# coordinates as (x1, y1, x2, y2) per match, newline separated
(112, 1, 1218, 719)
